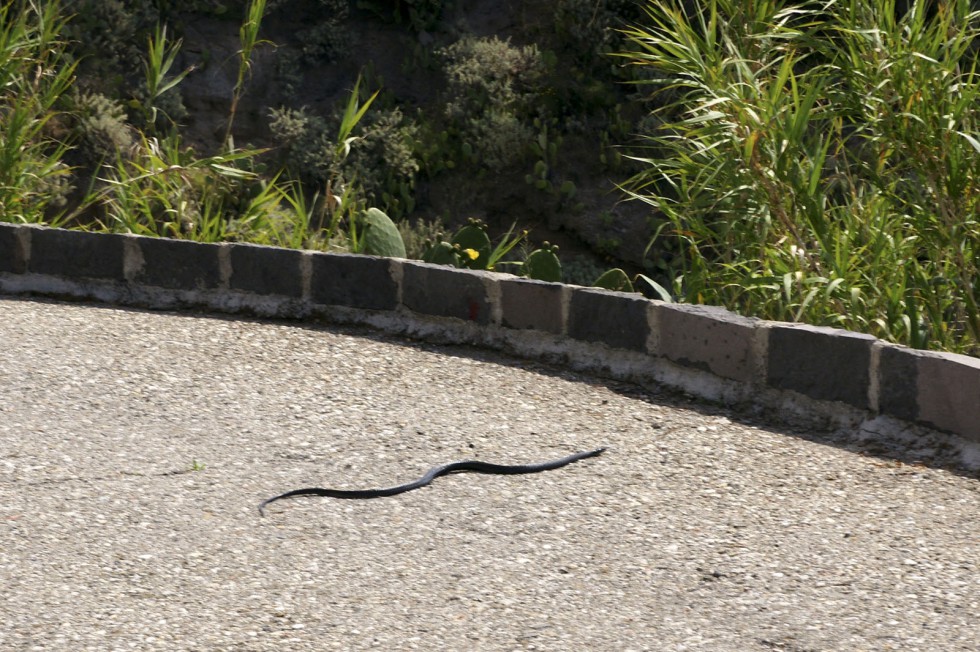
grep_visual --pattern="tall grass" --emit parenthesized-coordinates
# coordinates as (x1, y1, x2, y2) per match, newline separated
(621, 0, 980, 355)
(79, 22, 284, 242)
(89, 133, 279, 241)
(0, 0, 376, 251)
(0, 0, 75, 224)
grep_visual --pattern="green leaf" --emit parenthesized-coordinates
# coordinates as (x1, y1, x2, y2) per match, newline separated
(636, 274, 673, 302)
(957, 130, 980, 154)
(593, 268, 634, 292)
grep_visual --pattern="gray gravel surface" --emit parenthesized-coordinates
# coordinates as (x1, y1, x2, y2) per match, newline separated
(1, 297, 978, 652)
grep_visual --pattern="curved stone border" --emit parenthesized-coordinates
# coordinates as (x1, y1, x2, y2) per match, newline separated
(1, 222, 977, 443)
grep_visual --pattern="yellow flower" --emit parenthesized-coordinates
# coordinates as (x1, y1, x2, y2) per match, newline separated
(463, 248, 479, 261)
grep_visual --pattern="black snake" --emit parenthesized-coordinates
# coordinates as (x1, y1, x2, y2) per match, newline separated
(259, 447, 606, 516)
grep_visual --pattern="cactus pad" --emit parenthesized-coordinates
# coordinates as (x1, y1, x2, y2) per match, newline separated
(360, 208, 407, 258)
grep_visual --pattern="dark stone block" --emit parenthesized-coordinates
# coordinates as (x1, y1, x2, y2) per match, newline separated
(230, 243, 304, 297)
(29, 228, 125, 280)
(310, 253, 397, 310)
(135, 237, 223, 290)
(877, 344, 919, 421)
(767, 323, 876, 409)
(401, 262, 490, 324)
(0, 223, 27, 273)
(499, 278, 564, 333)
(658, 303, 759, 382)
(917, 351, 980, 442)
(567, 287, 650, 352)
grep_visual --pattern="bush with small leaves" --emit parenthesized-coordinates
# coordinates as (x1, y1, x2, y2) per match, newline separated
(555, 0, 641, 68)
(274, 49, 305, 102)
(268, 106, 340, 188)
(442, 36, 543, 120)
(440, 36, 544, 172)
(398, 217, 445, 259)
(343, 107, 420, 209)
(65, 91, 135, 167)
(462, 109, 533, 174)
(63, 1, 160, 85)
(561, 256, 607, 287)
(267, 0, 351, 65)
(298, 19, 351, 65)
(358, 0, 449, 32)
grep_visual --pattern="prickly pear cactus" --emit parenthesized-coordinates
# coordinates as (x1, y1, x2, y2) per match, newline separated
(593, 268, 634, 292)
(523, 242, 562, 282)
(450, 221, 492, 269)
(360, 208, 407, 258)
(421, 240, 462, 267)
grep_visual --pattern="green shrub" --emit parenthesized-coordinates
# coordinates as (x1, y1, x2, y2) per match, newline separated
(273, 49, 305, 102)
(463, 109, 534, 174)
(357, 0, 450, 32)
(343, 107, 420, 210)
(268, 106, 340, 187)
(63, 0, 160, 85)
(562, 255, 607, 287)
(555, 0, 641, 68)
(0, 0, 333, 247)
(68, 7, 311, 245)
(399, 217, 445, 259)
(442, 36, 543, 119)
(621, 0, 980, 354)
(130, 76, 189, 136)
(269, 104, 420, 216)
(65, 91, 135, 168)
(267, 0, 351, 65)
(440, 36, 544, 172)
(298, 21, 351, 64)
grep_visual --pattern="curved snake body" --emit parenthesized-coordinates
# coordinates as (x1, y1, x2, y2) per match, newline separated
(259, 447, 605, 516)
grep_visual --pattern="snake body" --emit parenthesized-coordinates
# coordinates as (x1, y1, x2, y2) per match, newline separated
(259, 447, 605, 516)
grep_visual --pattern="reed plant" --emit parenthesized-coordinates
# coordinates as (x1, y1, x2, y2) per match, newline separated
(0, 0, 76, 224)
(139, 24, 194, 134)
(88, 133, 277, 241)
(621, 0, 980, 354)
(224, 0, 270, 149)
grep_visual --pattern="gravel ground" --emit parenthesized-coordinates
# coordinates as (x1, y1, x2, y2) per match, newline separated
(1, 296, 978, 652)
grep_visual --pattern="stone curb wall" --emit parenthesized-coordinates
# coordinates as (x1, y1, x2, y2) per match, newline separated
(2, 222, 977, 443)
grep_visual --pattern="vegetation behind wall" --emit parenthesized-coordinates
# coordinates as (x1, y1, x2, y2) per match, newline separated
(2, 0, 979, 355)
